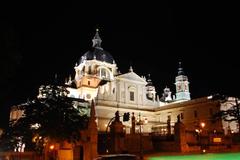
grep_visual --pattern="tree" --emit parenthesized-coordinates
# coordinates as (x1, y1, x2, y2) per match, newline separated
(0, 84, 90, 154)
(212, 95, 240, 135)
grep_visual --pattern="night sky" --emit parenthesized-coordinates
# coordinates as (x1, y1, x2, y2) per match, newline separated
(0, 1, 238, 127)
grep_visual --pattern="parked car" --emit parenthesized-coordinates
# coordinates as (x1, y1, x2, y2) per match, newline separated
(94, 154, 138, 160)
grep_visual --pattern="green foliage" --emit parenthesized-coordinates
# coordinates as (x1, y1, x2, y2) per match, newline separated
(213, 98, 240, 122)
(0, 84, 90, 152)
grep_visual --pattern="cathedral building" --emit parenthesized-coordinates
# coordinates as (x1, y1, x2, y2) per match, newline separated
(63, 29, 238, 135)
(6, 29, 240, 160)
(9, 29, 239, 140)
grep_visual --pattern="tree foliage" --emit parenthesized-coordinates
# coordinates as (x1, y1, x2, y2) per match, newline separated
(212, 96, 240, 136)
(0, 84, 90, 153)
(213, 97, 240, 122)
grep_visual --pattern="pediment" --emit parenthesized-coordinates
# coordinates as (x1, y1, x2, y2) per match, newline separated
(116, 72, 147, 83)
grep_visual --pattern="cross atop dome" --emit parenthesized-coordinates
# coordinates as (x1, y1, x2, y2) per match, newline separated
(92, 28, 102, 49)
(78, 29, 115, 65)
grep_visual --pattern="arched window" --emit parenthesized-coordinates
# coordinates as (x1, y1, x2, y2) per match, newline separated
(82, 66, 85, 74)
(113, 88, 115, 94)
(98, 68, 110, 79)
(101, 68, 106, 78)
(88, 66, 91, 74)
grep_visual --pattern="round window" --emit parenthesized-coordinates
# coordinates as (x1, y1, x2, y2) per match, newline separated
(86, 94, 91, 99)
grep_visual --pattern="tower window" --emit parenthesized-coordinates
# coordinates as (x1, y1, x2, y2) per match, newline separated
(130, 91, 134, 101)
(113, 88, 115, 94)
(102, 69, 106, 78)
(86, 94, 91, 99)
(88, 66, 91, 74)
(88, 80, 90, 86)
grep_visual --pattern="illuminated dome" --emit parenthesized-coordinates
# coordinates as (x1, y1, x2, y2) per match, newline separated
(79, 48, 115, 64)
(79, 29, 115, 64)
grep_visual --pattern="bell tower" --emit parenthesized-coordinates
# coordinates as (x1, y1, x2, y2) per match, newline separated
(146, 74, 156, 101)
(175, 62, 191, 101)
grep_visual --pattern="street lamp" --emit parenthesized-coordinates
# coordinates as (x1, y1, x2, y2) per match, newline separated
(48, 144, 56, 160)
(200, 122, 205, 129)
(198, 122, 206, 152)
(49, 145, 55, 150)
(195, 122, 207, 152)
(136, 113, 148, 160)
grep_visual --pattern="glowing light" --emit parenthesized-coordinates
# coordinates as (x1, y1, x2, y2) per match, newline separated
(207, 95, 213, 99)
(213, 137, 222, 143)
(32, 136, 37, 142)
(31, 123, 41, 129)
(200, 122, 205, 128)
(202, 149, 206, 153)
(49, 145, 55, 150)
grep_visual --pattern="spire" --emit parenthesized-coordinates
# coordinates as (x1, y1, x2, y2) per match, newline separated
(90, 100, 96, 120)
(178, 61, 185, 76)
(88, 100, 97, 132)
(92, 28, 102, 49)
(147, 74, 152, 84)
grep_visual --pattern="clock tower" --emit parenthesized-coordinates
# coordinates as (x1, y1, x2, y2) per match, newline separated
(175, 62, 191, 101)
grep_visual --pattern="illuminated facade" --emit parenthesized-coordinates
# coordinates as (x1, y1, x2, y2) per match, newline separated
(10, 29, 239, 137)
(64, 29, 239, 135)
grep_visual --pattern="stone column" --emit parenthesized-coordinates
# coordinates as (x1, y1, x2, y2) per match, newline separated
(174, 115, 188, 152)
(109, 111, 125, 154)
(167, 117, 171, 136)
(131, 112, 136, 134)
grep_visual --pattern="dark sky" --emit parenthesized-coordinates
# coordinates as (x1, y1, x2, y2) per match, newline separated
(0, 1, 238, 127)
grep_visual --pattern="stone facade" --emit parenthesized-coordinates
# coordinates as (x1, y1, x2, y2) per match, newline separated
(65, 29, 239, 136)
(7, 29, 240, 157)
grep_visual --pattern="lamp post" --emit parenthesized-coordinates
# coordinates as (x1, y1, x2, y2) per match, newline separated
(196, 122, 205, 152)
